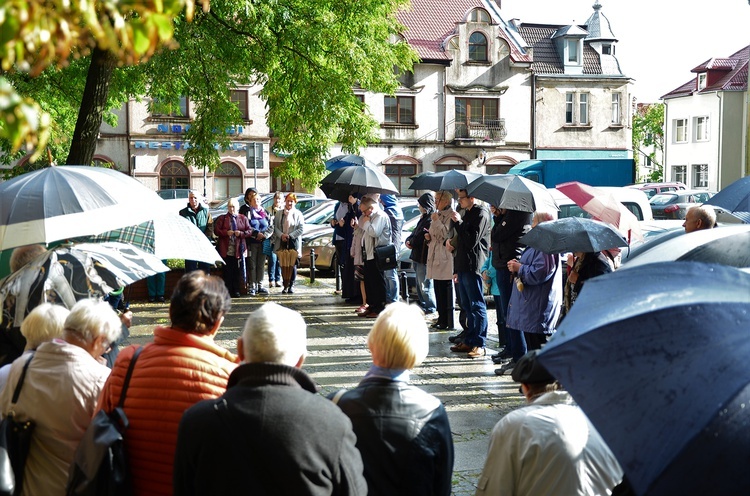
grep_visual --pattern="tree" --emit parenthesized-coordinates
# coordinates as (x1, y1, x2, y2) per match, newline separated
(632, 103, 665, 182)
(2, 0, 418, 190)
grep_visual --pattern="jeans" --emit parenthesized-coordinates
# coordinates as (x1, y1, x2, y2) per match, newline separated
(508, 327, 527, 362)
(413, 262, 436, 313)
(456, 271, 488, 348)
(146, 272, 166, 299)
(267, 252, 281, 282)
(185, 260, 213, 274)
(384, 267, 399, 304)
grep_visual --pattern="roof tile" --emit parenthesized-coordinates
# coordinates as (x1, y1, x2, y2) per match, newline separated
(662, 45, 749, 99)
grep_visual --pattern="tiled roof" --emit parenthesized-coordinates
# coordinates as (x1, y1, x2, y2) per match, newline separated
(662, 45, 749, 99)
(517, 24, 603, 75)
(584, 2, 617, 41)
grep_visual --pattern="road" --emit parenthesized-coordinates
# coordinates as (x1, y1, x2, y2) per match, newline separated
(124, 270, 524, 495)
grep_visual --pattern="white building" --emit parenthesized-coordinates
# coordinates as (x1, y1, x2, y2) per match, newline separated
(662, 45, 749, 191)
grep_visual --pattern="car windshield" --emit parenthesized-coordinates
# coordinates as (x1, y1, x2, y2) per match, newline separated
(650, 194, 678, 206)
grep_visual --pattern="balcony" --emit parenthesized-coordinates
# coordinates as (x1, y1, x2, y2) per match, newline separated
(454, 118, 507, 142)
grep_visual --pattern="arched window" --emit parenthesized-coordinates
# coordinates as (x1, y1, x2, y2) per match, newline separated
(159, 160, 190, 190)
(434, 155, 469, 173)
(469, 32, 488, 62)
(469, 9, 490, 23)
(213, 162, 243, 200)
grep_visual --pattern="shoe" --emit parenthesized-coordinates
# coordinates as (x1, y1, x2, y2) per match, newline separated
(450, 342, 472, 353)
(275, 281, 282, 287)
(257, 287, 269, 295)
(248, 289, 256, 296)
(148, 297, 155, 303)
(232, 292, 241, 298)
(493, 356, 512, 365)
(494, 360, 518, 376)
(157, 296, 165, 303)
(355, 304, 369, 315)
(491, 349, 512, 361)
(448, 331, 467, 344)
(282, 287, 288, 294)
(430, 322, 441, 329)
(365, 311, 380, 318)
(287, 286, 294, 294)
(467, 347, 486, 359)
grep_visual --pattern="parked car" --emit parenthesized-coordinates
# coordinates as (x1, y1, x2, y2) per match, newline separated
(209, 193, 328, 219)
(627, 182, 687, 199)
(649, 190, 715, 220)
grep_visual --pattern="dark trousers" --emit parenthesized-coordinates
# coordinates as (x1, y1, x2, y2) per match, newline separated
(185, 260, 213, 274)
(246, 242, 265, 286)
(434, 279, 454, 329)
(492, 295, 506, 346)
(497, 267, 513, 346)
(456, 271, 488, 348)
(524, 332, 548, 351)
(508, 327, 527, 362)
(341, 252, 360, 301)
(222, 256, 243, 295)
(364, 258, 386, 313)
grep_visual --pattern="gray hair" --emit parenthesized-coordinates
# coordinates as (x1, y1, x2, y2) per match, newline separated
(241, 302, 306, 366)
(227, 197, 240, 209)
(64, 299, 122, 345)
(689, 205, 716, 229)
(21, 303, 69, 350)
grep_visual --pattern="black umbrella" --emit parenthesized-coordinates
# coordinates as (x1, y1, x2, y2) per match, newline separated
(622, 224, 750, 269)
(324, 154, 367, 171)
(537, 262, 750, 496)
(705, 176, 750, 216)
(519, 217, 628, 254)
(320, 164, 398, 201)
(465, 174, 514, 206)
(408, 170, 483, 192)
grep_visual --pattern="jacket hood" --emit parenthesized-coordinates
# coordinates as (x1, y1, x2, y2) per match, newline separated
(418, 192, 435, 214)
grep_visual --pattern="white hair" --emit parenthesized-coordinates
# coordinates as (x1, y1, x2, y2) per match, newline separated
(64, 299, 122, 345)
(21, 303, 69, 350)
(242, 302, 307, 366)
(227, 197, 240, 209)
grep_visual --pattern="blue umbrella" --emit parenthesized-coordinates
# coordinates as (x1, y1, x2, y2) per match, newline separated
(324, 154, 366, 171)
(537, 262, 750, 496)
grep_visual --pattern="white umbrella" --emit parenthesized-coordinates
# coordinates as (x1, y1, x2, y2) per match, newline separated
(0, 166, 167, 250)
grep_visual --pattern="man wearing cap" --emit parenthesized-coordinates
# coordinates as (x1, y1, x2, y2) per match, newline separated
(476, 351, 623, 495)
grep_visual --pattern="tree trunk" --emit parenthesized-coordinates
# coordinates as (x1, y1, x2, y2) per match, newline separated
(65, 47, 116, 165)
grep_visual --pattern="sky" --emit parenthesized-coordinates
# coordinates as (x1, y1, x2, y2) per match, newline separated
(501, 0, 750, 102)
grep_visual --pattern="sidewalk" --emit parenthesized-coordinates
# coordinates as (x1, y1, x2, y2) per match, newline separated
(125, 273, 523, 495)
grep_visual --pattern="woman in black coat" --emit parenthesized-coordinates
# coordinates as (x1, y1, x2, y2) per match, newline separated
(404, 192, 436, 314)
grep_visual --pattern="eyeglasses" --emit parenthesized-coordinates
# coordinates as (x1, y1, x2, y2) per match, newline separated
(458, 195, 468, 200)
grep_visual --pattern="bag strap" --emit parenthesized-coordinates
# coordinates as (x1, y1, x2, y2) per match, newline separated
(117, 346, 144, 409)
(10, 353, 35, 405)
(330, 388, 348, 405)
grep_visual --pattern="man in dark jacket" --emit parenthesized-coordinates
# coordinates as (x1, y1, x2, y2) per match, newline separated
(179, 190, 214, 273)
(447, 189, 491, 358)
(173, 302, 367, 496)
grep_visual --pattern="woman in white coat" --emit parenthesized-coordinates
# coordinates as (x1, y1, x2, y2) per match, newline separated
(426, 190, 456, 330)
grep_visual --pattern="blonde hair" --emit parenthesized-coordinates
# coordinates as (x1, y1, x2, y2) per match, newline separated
(368, 302, 428, 369)
(64, 299, 122, 345)
(435, 190, 453, 205)
(21, 303, 69, 350)
(242, 302, 307, 366)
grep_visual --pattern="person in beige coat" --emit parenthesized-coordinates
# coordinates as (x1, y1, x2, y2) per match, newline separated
(426, 190, 456, 330)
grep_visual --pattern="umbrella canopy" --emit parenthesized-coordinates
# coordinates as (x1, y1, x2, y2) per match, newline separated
(556, 181, 643, 242)
(705, 175, 750, 215)
(320, 164, 398, 202)
(622, 224, 750, 269)
(0, 166, 166, 251)
(537, 262, 750, 496)
(81, 214, 221, 266)
(408, 169, 483, 192)
(465, 174, 514, 206)
(497, 176, 559, 213)
(519, 217, 628, 254)
(324, 154, 367, 171)
(0, 242, 169, 327)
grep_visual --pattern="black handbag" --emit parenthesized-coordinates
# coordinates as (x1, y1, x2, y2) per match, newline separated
(374, 244, 398, 271)
(0, 353, 35, 496)
(66, 346, 144, 496)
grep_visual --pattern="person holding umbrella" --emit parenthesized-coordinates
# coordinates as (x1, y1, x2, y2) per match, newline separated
(405, 192, 437, 316)
(476, 350, 622, 496)
(426, 191, 456, 330)
(358, 197, 390, 318)
(273, 193, 304, 294)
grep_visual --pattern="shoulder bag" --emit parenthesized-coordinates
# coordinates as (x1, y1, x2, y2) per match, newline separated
(0, 353, 35, 496)
(66, 346, 144, 496)
(375, 244, 398, 271)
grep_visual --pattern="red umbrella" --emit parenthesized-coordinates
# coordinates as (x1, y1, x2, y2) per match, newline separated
(556, 181, 642, 243)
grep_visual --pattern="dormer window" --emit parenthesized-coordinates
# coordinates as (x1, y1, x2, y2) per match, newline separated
(567, 39, 580, 63)
(602, 43, 613, 55)
(697, 73, 707, 90)
(469, 9, 490, 23)
(469, 32, 488, 62)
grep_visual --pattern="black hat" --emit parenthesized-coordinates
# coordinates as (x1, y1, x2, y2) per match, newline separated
(511, 350, 555, 384)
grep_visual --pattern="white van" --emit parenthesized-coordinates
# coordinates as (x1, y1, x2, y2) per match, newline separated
(548, 187, 654, 222)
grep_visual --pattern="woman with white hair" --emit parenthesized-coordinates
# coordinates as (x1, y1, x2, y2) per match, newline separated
(0, 299, 121, 495)
(496, 210, 563, 376)
(215, 196, 252, 297)
(331, 302, 454, 495)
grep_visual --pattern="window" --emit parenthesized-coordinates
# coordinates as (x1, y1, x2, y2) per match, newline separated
(469, 9, 490, 23)
(697, 73, 707, 90)
(694, 116, 709, 141)
(692, 164, 708, 188)
(611, 93, 621, 125)
(213, 162, 243, 200)
(384, 163, 417, 196)
(434, 156, 469, 173)
(159, 161, 190, 190)
(246, 142, 264, 169)
(565, 93, 574, 124)
(674, 119, 687, 143)
(230, 90, 249, 121)
(579, 93, 588, 125)
(468, 32, 488, 62)
(567, 39, 579, 63)
(455, 98, 498, 138)
(384, 96, 414, 124)
(602, 43, 613, 55)
(151, 96, 188, 118)
(672, 165, 687, 184)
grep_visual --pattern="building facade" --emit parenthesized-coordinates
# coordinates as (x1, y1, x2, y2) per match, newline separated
(661, 45, 749, 191)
